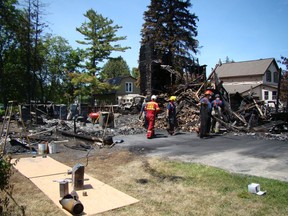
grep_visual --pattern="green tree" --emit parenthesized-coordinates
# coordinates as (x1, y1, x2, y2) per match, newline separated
(99, 56, 130, 80)
(224, 56, 235, 63)
(41, 35, 74, 103)
(0, 1, 26, 203)
(16, 0, 47, 102)
(4, 0, 49, 103)
(62, 48, 85, 103)
(76, 9, 130, 76)
(131, 67, 140, 79)
(0, 0, 21, 105)
(141, 0, 199, 72)
(279, 56, 288, 108)
(72, 9, 130, 101)
(68, 72, 113, 104)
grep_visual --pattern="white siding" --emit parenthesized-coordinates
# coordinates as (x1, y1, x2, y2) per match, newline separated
(263, 64, 279, 85)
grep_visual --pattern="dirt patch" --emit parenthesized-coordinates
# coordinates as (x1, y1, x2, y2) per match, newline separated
(8, 147, 143, 216)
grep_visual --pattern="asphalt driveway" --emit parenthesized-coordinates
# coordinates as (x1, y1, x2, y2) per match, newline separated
(114, 131, 288, 182)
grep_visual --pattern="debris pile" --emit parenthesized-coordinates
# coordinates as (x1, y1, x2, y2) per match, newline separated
(0, 113, 147, 154)
(153, 74, 288, 137)
(155, 79, 203, 133)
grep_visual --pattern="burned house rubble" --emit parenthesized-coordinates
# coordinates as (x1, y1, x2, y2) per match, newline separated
(138, 42, 287, 137)
(0, 101, 149, 154)
(1, 64, 288, 155)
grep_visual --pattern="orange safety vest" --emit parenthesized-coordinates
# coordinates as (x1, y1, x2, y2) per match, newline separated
(145, 101, 160, 115)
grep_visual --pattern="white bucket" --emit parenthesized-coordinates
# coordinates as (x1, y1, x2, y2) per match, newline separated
(38, 143, 47, 155)
(48, 142, 57, 154)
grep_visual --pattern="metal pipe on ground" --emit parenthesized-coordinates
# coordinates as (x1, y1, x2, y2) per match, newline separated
(59, 194, 84, 215)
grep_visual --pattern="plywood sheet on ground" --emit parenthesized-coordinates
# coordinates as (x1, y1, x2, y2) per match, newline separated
(12, 156, 139, 215)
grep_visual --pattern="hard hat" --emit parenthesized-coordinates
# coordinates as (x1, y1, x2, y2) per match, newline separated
(204, 90, 213, 95)
(151, 95, 157, 100)
(169, 96, 176, 101)
(215, 94, 220, 98)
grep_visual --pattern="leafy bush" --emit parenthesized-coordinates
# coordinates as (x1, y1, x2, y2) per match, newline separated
(0, 156, 25, 215)
(0, 155, 12, 214)
(0, 104, 4, 118)
(0, 156, 12, 190)
(0, 110, 5, 117)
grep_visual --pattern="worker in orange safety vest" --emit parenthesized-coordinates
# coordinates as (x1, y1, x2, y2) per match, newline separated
(144, 95, 160, 139)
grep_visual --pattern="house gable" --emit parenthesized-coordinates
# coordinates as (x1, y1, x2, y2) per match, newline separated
(210, 58, 280, 102)
(97, 75, 140, 104)
(116, 76, 140, 96)
(215, 58, 276, 78)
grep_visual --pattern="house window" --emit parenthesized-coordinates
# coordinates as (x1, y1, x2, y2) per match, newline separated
(264, 91, 269, 100)
(125, 82, 133, 93)
(266, 70, 271, 82)
(273, 72, 279, 83)
(272, 91, 277, 100)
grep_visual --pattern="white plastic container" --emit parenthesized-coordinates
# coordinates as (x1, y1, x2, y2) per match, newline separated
(48, 141, 57, 154)
(248, 183, 266, 195)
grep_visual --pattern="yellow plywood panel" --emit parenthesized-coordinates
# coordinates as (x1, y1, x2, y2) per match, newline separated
(12, 156, 139, 215)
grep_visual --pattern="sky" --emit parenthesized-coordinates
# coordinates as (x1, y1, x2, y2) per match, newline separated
(43, 0, 288, 76)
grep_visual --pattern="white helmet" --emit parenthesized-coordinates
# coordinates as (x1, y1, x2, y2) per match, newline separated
(151, 95, 157, 100)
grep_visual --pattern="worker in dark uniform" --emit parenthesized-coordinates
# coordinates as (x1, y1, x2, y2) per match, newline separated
(199, 90, 213, 138)
(144, 95, 160, 139)
(211, 94, 223, 133)
(166, 96, 177, 135)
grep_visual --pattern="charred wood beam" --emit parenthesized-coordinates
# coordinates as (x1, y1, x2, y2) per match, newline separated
(28, 128, 54, 137)
(195, 82, 205, 101)
(212, 115, 249, 133)
(190, 74, 205, 83)
(253, 99, 264, 117)
(231, 111, 247, 125)
(160, 65, 181, 76)
(58, 130, 103, 142)
(174, 83, 203, 95)
(236, 104, 257, 114)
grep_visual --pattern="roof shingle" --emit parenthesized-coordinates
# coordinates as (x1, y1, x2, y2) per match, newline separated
(215, 58, 275, 78)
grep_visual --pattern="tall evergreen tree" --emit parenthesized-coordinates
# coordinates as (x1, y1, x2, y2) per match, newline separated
(141, 0, 199, 72)
(71, 9, 130, 101)
(16, 0, 47, 102)
(76, 9, 130, 76)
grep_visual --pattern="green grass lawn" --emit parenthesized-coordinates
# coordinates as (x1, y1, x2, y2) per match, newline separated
(104, 158, 288, 216)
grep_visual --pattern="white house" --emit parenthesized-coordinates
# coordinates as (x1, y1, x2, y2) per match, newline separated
(211, 58, 280, 105)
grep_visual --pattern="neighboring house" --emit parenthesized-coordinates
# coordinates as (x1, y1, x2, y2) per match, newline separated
(210, 58, 280, 105)
(94, 75, 141, 105)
